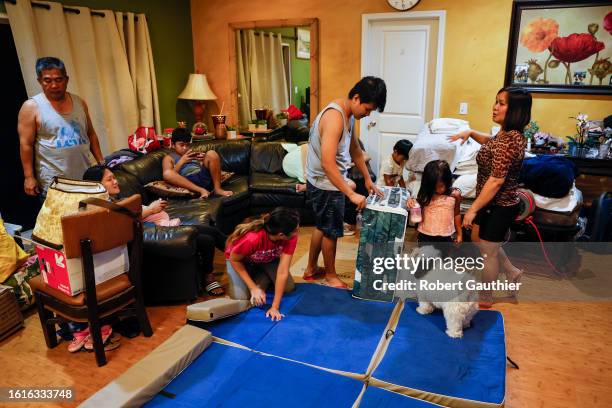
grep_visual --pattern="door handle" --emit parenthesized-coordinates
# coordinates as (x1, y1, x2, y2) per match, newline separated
(367, 120, 377, 130)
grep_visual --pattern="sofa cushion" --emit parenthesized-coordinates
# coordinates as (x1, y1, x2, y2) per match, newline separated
(190, 140, 251, 175)
(249, 172, 301, 195)
(143, 225, 198, 259)
(164, 175, 251, 227)
(165, 198, 219, 227)
(250, 142, 287, 175)
(285, 121, 310, 144)
(250, 192, 306, 208)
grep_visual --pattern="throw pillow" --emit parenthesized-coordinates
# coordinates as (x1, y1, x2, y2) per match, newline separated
(220, 171, 234, 185)
(145, 181, 198, 198)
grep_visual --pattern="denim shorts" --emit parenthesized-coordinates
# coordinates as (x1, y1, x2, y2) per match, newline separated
(307, 181, 345, 238)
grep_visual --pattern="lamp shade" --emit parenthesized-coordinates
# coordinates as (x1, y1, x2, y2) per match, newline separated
(178, 73, 217, 100)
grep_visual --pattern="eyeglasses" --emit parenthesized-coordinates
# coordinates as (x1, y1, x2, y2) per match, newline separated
(40, 77, 67, 84)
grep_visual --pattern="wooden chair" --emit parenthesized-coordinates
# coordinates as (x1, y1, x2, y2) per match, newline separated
(30, 195, 152, 366)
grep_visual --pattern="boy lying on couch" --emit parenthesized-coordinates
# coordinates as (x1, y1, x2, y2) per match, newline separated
(162, 128, 233, 198)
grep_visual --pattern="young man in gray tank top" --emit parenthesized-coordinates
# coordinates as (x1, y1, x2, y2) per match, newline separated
(17, 57, 103, 198)
(304, 77, 386, 288)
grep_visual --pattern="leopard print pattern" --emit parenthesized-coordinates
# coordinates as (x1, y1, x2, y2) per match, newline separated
(475, 130, 526, 206)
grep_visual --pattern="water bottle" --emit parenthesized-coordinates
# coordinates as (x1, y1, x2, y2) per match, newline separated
(409, 202, 422, 224)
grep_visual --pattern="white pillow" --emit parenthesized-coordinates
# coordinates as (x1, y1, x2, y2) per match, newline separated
(453, 174, 477, 198)
(282, 144, 306, 183)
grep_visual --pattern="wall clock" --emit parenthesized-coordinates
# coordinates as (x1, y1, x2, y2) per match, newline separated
(387, 0, 421, 11)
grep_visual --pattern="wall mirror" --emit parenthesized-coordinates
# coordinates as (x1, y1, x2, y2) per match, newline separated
(229, 18, 319, 130)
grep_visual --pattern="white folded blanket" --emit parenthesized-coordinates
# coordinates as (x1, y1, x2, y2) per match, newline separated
(429, 118, 469, 134)
(455, 138, 481, 165)
(454, 160, 479, 176)
(533, 184, 582, 213)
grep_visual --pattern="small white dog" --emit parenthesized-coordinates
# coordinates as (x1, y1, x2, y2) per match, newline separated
(412, 245, 479, 338)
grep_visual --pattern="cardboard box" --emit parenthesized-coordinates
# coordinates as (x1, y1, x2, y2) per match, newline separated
(36, 244, 129, 296)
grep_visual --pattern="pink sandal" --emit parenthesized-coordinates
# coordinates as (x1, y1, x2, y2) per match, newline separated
(84, 325, 113, 351)
(68, 327, 90, 353)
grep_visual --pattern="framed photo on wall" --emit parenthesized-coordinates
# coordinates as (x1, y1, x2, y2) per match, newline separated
(504, 0, 612, 95)
(296, 27, 311, 60)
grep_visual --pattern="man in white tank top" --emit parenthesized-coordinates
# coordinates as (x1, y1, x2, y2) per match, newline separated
(303, 77, 386, 288)
(17, 57, 103, 198)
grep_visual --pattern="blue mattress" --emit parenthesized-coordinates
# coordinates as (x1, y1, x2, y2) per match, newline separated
(372, 301, 506, 405)
(192, 284, 396, 374)
(360, 387, 443, 407)
(145, 342, 363, 408)
(189, 286, 305, 349)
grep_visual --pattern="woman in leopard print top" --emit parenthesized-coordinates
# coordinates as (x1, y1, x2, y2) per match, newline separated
(449, 87, 532, 307)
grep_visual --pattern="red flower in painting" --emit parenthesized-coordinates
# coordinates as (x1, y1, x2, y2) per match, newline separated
(604, 11, 612, 35)
(550, 33, 605, 63)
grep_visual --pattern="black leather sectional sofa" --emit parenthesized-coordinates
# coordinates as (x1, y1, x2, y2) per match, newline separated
(110, 138, 375, 303)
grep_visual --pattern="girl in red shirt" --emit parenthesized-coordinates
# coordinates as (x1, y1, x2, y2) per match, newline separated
(225, 207, 300, 321)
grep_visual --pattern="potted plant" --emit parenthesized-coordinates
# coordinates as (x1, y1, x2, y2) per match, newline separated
(567, 113, 589, 157)
(276, 112, 288, 127)
(256, 120, 268, 131)
(247, 120, 257, 131)
(226, 125, 237, 140)
(523, 121, 539, 152)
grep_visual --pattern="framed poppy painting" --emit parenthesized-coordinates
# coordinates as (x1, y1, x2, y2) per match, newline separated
(504, 0, 612, 94)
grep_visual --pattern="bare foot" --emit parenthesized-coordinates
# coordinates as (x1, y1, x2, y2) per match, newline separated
(215, 189, 234, 197)
(296, 183, 307, 193)
(506, 268, 524, 284)
(324, 275, 348, 289)
(303, 266, 325, 280)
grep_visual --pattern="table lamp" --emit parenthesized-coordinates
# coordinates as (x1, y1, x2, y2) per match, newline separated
(178, 73, 217, 123)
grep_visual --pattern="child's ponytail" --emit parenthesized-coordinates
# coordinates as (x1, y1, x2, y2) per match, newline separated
(226, 207, 300, 247)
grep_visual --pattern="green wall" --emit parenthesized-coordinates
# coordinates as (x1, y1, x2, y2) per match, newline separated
(259, 27, 311, 108)
(1, 0, 193, 129)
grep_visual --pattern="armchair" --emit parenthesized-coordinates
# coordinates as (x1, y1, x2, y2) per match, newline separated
(29, 195, 152, 366)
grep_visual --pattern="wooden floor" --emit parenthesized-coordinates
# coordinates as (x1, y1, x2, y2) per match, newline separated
(1, 226, 611, 408)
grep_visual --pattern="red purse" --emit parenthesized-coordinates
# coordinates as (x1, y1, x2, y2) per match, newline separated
(128, 127, 161, 153)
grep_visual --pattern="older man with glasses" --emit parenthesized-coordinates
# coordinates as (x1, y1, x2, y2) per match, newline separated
(17, 56, 103, 199)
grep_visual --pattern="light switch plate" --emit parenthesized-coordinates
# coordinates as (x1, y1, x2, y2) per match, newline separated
(459, 102, 468, 115)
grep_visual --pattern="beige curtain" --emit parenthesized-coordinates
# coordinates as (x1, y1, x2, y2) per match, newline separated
(6, 0, 160, 154)
(115, 11, 161, 133)
(236, 30, 252, 128)
(236, 30, 289, 127)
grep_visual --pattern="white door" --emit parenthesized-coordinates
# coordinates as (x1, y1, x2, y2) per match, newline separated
(361, 11, 445, 178)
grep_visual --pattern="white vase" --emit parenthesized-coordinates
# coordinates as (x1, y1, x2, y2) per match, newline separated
(227, 130, 237, 139)
(257, 124, 267, 130)
(248, 124, 256, 131)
